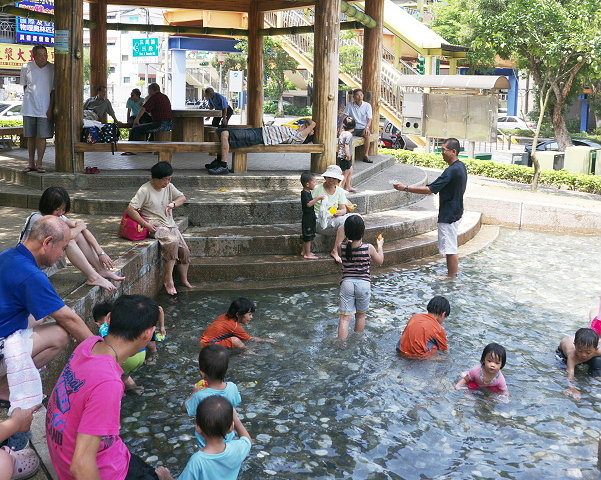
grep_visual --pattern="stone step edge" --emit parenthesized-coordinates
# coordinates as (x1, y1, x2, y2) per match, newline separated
(188, 214, 489, 290)
(188, 212, 481, 272)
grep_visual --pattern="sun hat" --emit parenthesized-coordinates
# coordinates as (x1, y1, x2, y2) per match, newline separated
(322, 164, 344, 181)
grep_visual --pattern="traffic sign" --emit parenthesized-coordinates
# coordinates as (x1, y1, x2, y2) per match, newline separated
(132, 38, 159, 57)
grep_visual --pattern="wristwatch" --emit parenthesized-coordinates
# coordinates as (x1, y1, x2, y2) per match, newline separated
(405, 186, 409, 192)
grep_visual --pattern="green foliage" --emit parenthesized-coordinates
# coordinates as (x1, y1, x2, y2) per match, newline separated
(263, 101, 311, 116)
(209, 51, 247, 85)
(265, 79, 296, 100)
(385, 148, 601, 194)
(339, 30, 363, 75)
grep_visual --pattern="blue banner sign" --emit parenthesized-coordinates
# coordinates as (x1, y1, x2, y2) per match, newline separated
(16, 0, 55, 46)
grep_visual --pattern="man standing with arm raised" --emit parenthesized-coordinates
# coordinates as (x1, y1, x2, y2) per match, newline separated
(393, 138, 467, 278)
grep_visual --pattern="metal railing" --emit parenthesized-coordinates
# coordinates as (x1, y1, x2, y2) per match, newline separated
(264, 8, 417, 120)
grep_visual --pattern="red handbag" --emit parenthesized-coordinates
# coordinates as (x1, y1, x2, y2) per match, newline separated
(118, 211, 148, 241)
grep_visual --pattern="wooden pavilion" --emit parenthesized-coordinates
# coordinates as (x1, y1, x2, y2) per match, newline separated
(18, 0, 385, 173)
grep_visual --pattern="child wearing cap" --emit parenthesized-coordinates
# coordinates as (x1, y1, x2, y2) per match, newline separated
(312, 165, 356, 263)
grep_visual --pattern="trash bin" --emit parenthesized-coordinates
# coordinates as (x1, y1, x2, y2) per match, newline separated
(512, 152, 529, 165)
(564, 146, 597, 175)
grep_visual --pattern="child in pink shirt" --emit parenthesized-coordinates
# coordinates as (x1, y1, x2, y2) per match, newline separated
(454, 343, 509, 396)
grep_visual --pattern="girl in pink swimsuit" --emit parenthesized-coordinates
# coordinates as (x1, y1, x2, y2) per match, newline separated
(454, 343, 509, 396)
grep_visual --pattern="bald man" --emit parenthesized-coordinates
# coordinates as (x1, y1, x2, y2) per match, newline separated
(0, 216, 93, 402)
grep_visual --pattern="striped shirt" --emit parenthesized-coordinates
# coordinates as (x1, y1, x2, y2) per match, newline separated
(341, 242, 371, 282)
(261, 126, 304, 145)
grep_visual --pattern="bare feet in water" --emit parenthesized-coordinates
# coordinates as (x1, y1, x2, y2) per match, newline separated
(164, 281, 177, 295)
(87, 275, 116, 291)
(100, 269, 125, 282)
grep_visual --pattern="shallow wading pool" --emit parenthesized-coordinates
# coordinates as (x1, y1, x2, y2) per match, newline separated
(120, 228, 601, 479)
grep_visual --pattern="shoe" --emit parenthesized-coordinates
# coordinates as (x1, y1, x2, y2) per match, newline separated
(208, 166, 229, 175)
(4, 430, 31, 451)
(204, 157, 221, 170)
(363, 156, 373, 163)
(5, 446, 39, 479)
(22, 167, 36, 172)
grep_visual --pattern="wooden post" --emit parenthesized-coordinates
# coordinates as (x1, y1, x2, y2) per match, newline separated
(311, 0, 340, 173)
(54, 0, 84, 172)
(362, 0, 383, 156)
(89, 0, 107, 96)
(247, 0, 263, 128)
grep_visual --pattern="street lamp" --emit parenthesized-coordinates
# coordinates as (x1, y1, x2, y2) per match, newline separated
(217, 52, 226, 92)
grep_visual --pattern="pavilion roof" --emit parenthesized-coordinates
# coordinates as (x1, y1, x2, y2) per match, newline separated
(98, 0, 320, 12)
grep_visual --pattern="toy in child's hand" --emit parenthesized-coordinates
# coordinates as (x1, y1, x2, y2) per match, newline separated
(195, 379, 208, 389)
(377, 234, 383, 241)
(154, 333, 166, 342)
(346, 203, 357, 212)
(329, 206, 338, 215)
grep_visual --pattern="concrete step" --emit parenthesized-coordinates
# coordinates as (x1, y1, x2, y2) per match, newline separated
(188, 211, 481, 282)
(185, 202, 439, 256)
(0, 154, 396, 191)
(0, 163, 428, 227)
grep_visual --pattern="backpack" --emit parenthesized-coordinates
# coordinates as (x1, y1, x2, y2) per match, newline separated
(82, 126, 100, 143)
(99, 123, 120, 144)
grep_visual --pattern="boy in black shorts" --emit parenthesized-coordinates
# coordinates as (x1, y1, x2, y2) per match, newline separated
(338, 117, 356, 192)
(300, 172, 325, 260)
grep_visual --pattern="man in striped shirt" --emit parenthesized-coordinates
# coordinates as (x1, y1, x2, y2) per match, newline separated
(207, 119, 316, 174)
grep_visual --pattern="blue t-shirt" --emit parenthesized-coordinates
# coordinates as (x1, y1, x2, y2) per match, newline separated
(208, 92, 229, 111)
(185, 382, 241, 448)
(126, 96, 145, 117)
(178, 437, 251, 480)
(427, 159, 467, 224)
(0, 243, 65, 337)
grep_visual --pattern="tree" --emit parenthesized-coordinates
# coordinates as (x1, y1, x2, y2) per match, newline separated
(209, 51, 247, 91)
(237, 37, 298, 115)
(434, 0, 601, 190)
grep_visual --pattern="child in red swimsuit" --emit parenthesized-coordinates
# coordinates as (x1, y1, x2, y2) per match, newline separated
(199, 298, 275, 349)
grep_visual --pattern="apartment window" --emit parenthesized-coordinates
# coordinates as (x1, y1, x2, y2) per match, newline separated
(123, 77, 130, 83)
(122, 55, 128, 61)
(109, 67, 115, 73)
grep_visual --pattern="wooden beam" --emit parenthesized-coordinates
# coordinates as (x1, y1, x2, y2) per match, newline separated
(247, 0, 263, 127)
(89, 0, 106, 98)
(311, 0, 340, 173)
(362, 0, 383, 156)
(54, 0, 83, 173)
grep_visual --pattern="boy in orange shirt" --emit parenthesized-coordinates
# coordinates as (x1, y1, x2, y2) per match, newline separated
(397, 296, 450, 358)
(200, 297, 275, 349)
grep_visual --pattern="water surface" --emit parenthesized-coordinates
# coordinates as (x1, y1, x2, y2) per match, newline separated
(121, 228, 601, 479)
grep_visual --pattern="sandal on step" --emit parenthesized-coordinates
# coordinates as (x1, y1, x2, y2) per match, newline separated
(36, 168, 46, 173)
(6, 446, 40, 479)
(22, 167, 36, 172)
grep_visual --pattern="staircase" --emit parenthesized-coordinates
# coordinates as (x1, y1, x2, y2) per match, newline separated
(0, 155, 482, 289)
(264, 8, 419, 131)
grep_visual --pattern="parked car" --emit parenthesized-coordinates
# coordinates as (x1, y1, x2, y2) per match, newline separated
(0, 102, 22, 121)
(379, 120, 416, 150)
(497, 115, 535, 131)
(524, 137, 601, 157)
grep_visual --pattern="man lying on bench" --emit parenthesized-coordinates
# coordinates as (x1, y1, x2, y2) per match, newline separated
(206, 119, 317, 175)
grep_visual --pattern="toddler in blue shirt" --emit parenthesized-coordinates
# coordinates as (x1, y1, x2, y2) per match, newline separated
(181, 345, 241, 448)
(157, 396, 251, 480)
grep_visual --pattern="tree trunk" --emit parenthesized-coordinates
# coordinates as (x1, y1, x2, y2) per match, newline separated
(530, 85, 552, 192)
(277, 94, 284, 116)
(551, 98, 572, 151)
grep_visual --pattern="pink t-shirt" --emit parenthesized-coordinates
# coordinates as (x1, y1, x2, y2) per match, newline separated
(462, 364, 507, 392)
(46, 336, 130, 480)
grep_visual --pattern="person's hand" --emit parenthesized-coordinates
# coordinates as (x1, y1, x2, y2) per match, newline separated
(165, 202, 175, 217)
(99, 253, 114, 269)
(346, 155, 351, 161)
(333, 209, 345, 217)
(222, 118, 228, 126)
(145, 222, 157, 234)
(393, 183, 405, 191)
(160, 326, 166, 336)
(155, 466, 174, 480)
(317, 195, 326, 201)
(46, 108, 53, 122)
(133, 120, 140, 127)
(205, 117, 210, 121)
(264, 338, 276, 344)
(364, 127, 371, 136)
(564, 386, 581, 400)
(9, 404, 42, 433)
(376, 236, 384, 249)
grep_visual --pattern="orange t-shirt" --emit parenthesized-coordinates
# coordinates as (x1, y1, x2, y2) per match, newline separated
(200, 314, 251, 345)
(398, 313, 447, 358)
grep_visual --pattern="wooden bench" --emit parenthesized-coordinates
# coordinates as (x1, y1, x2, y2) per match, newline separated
(73, 141, 324, 173)
(0, 126, 26, 150)
(351, 132, 379, 162)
